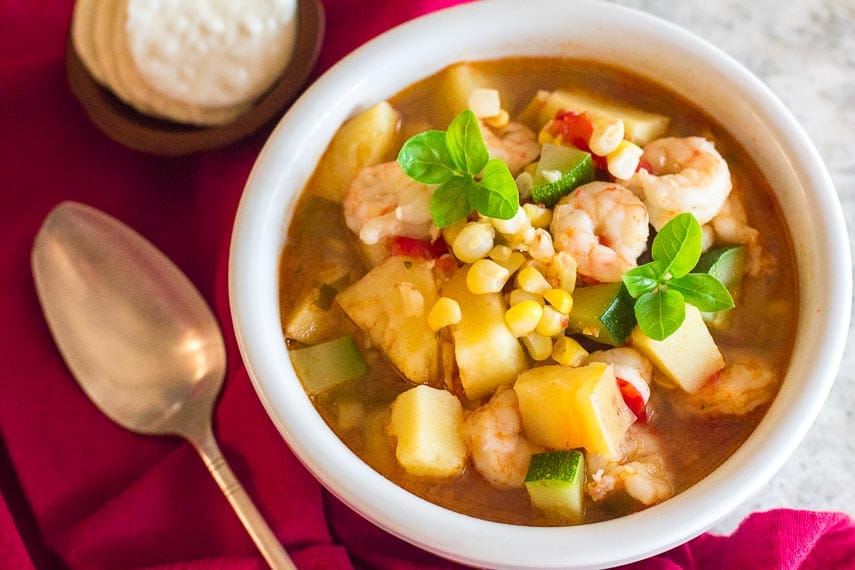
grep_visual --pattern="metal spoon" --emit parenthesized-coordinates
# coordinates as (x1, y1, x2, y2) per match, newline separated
(31, 201, 295, 569)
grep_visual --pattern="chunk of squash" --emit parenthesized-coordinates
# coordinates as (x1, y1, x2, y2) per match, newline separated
(514, 363, 635, 458)
(312, 101, 401, 202)
(441, 268, 528, 401)
(337, 257, 439, 385)
(389, 385, 467, 478)
(631, 304, 725, 393)
(537, 90, 670, 145)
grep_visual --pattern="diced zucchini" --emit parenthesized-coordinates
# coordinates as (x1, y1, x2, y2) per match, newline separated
(312, 101, 401, 202)
(525, 450, 586, 523)
(531, 144, 596, 207)
(514, 363, 635, 458)
(631, 304, 725, 393)
(289, 335, 367, 395)
(537, 90, 670, 145)
(441, 268, 528, 401)
(567, 283, 637, 346)
(389, 385, 467, 478)
(336, 257, 440, 385)
(693, 245, 745, 329)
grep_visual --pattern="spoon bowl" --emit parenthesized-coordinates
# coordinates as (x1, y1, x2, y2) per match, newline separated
(32, 201, 294, 569)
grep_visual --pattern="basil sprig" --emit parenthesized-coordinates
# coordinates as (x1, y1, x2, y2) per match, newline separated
(397, 110, 518, 227)
(622, 213, 734, 340)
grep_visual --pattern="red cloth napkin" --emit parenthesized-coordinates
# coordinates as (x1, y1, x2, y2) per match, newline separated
(1, 1, 853, 569)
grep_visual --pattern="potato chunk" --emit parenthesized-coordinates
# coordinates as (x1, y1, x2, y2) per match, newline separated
(312, 101, 400, 202)
(433, 63, 496, 127)
(337, 257, 439, 385)
(631, 304, 725, 393)
(441, 268, 527, 401)
(514, 363, 635, 458)
(389, 385, 467, 478)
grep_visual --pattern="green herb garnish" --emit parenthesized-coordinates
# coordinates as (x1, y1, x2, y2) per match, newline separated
(622, 213, 734, 340)
(397, 110, 518, 227)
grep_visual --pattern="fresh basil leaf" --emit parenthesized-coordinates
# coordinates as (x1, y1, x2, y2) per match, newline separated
(651, 212, 702, 278)
(635, 289, 686, 341)
(622, 259, 668, 298)
(445, 110, 490, 175)
(471, 159, 518, 220)
(430, 177, 472, 228)
(397, 130, 456, 184)
(669, 273, 735, 312)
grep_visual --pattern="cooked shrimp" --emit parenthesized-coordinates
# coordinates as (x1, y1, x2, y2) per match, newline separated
(480, 120, 541, 175)
(626, 136, 732, 230)
(550, 181, 649, 283)
(588, 347, 653, 406)
(586, 424, 674, 506)
(462, 386, 540, 488)
(710, 192, 772, 277)
(343, 161, 434, 245)
(685, 352, 780, 417)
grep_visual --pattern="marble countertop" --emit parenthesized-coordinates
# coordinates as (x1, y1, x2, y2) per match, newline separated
(605, 0, 855, 533)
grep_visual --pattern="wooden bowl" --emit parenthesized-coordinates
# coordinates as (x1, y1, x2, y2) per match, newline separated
(66, 0, 324, 156)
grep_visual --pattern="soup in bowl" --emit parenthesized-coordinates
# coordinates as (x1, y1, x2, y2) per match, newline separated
(229, 1, 849, 567)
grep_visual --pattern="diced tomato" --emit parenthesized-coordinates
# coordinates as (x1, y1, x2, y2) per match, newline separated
(389, 236, 449, 259)
(550, 110, 595, 152)
(637, 158, 652, 173)
(617, 378, 647, 423)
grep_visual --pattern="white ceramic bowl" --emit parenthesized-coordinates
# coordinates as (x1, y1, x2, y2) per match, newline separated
(229, 1, 851, 567)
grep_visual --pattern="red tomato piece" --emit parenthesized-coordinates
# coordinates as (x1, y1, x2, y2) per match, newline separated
(617, 378, 647, 423)
(389, 236, 449, 259)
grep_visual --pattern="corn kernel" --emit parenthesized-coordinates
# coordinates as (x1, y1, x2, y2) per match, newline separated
(504, 300, 543, 337)
(589, 118, 625, 156)
(523, 203, 552, 229)
(466, 259, 511, 295)
(517, 266, 551, 295)
(488, 244, 512, 263)
(536, 305, 569, 337)
(551, 336, 589, 366)
(452, 222, 495, 263)
(524, 162, 539, 177)
(484, 109, 510, 129)
(490, 206, 527, 235)
(468, 88, 502, 118)
(523, 332, 553, 361)
(497, 251, 526, 275)
(607, 140, 643, 180)
(543, 288, 573, 314)
(427, 297, 462, 331)
(545, 251, 577, 293)
(508, 288, 544, 307)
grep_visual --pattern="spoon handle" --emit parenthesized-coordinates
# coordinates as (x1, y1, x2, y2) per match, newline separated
(193, 426, 297, 570)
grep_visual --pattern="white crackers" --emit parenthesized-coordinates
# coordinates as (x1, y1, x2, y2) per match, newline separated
(71, 0, 297, 126)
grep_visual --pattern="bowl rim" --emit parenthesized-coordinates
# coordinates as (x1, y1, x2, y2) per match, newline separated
(229, 1, 851, 568)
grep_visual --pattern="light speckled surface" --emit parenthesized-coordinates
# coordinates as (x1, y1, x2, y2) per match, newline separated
(604, 0, 855, 533)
